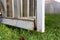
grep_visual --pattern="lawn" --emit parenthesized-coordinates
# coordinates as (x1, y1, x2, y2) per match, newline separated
(0, 14, 60, 40)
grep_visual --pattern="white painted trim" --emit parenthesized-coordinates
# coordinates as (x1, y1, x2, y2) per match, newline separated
(27, 0, 29, 17)
(37, 0, 45, 32)
(33, 0, 34, 17)
(21, 0, 23, 17)
(17, 0, 20, 18)
(2, 18, 34, 30)
(4, 0, 7, 17)
(12, 0, 14, 18)
(42, 0, 45, 32)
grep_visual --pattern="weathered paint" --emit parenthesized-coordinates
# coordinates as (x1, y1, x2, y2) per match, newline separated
(0, 0, 44, 32)
(37, 0, 45, 32)
(2, 18, 34, 30)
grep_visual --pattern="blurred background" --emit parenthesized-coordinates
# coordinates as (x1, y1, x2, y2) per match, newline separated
(45, 0, 60, 13)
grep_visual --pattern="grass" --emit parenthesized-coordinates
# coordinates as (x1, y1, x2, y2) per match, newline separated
(0, 14, 60, 40)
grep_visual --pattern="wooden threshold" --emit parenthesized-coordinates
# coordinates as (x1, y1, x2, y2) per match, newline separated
(2, 17, 35, 22)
